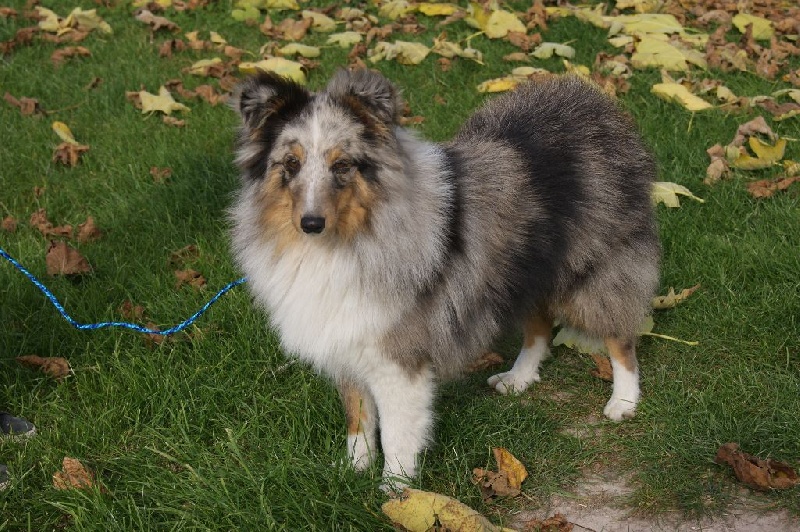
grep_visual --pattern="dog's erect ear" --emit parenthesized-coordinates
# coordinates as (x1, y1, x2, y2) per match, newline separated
(326, 68, 402, 125)
(232, 71, 311, 130)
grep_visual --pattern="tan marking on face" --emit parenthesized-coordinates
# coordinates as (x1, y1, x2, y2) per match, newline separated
(325, 146, 345, 167)
(258, 166, 300, 252)
(522, 313, 553, 349)
(604, 337, 638, 372)
(335, 171, 378, 239)
(339, 382, 370, 435)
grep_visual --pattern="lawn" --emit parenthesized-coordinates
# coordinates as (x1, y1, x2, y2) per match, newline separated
(1, 0, 799, 529)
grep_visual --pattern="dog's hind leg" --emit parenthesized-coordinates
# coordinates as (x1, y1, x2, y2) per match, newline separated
(337, 379, 377, 471)
(603, 337, 640, 421)
(488, 314, 553, 395)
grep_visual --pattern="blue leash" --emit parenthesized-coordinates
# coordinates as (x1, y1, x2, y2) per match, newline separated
(0, 246, 246, 336)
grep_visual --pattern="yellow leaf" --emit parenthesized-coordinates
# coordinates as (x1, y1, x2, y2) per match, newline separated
(652, 284, 701, 310)
(185, 58, 223, 76)
(35, 7, 61, 32)
(381, 488, 507, 532)
(651, 181, 705, 207)
(477, 77, 519, 93)
(772, 89, 800, 104)
(326, 31, 363, 48)
(494, 448, 528, 490)
(417, 3, 459, 17)
(379, 0, 415, 20)
(431, 38, 483, 63)
(732, 14, 773, 40)
(238, 58, 307, 84)
(368, 41, 430, 65)
(651, 83, 713, 111)
(209, 31, 227, 46)
(484, 9, 526, 39)
(302, 10, 336, 32)
(613, 13, 684, 35)
(732, 137, 787, 169)
(531, 42, 575, 59)
(139, 86, 191, 115)
(52, 121, 79, 145)
(563, 60, 591, 77)
(632, 35, 701, 71)
(65, 7, 112, 34)
(278, 43, 321, 58)
(615, 0, 663, 13)
(263, 0, 300, 9)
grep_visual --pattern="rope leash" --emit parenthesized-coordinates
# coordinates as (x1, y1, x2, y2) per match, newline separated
(0, 246, 246, 336)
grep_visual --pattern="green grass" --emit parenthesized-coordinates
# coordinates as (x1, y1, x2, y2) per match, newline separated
(2, 0, 799, 529)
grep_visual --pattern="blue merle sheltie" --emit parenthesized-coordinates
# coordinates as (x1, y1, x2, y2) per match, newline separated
(229, 68, 660, 487)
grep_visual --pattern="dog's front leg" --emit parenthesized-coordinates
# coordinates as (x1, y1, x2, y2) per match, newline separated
(367, 361, 435, 490)
(336, 379, 377, 470)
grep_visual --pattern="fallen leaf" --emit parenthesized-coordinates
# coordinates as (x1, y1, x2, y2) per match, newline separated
(732, 14, 773, 41)
(466, 4, 526, 39)
(378, 0, 415, 21)
(302, 10, 336, 32)
(239, 58, 306, 84)
(382, 488, 505, 531)
(590, 352, 613, 381)
(3, 92, 43, 116)
(2, 216, 17, 233)
(278, 43, 321, 58)
(119, 300, 145, 320)
(16, 355, 71, 380)
(746, 176, 800, 199)
(46, 240, 91, 276)
(715, 443, 799, 491)
(134, 8, 179, 32)
(327, 31, 363, 48)
(651, 181, 705, 207)
(175, 268, 206, 289)
(519, 513, 574, 532)
(531, 42, 575, 59)
(467, 352, 504, 373)
(77, 216, 102, 242)
(493, 447, 528, 491)
(53, 457, 94, 490)
(652, 284, 701, 309)
(139, 86, 190, 115)
(731, 137, 786, 170)
(163, 116, 186, 127)
(369, 40, 430, 65)
(731, 116, 776, 147)
(650, 83, 714, 112)
(184, 57, 224, 76)
(150, 166, 173, 183)
(417, 3, 459, 17)
(169, 244, 200, 266)
(53, 142, 90, 167)
(52, 121, 79, 145)
(51, 45, 91, 67)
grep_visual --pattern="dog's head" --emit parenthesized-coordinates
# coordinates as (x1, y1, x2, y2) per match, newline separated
(232, 69, 403, 241)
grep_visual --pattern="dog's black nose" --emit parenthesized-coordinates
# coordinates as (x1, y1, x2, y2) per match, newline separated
(300, 216, 326, 234)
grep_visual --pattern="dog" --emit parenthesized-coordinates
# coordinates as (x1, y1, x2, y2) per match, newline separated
(229, 68, 660, 487)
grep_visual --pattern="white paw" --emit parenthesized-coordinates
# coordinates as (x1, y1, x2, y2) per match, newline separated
(603, 396, 637, 421)
(487, 370, 540, 395)
(346, 434, 374, 471)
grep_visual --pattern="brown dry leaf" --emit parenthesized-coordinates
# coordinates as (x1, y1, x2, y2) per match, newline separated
(77, 216, 102, 242)
(17, 355, 71, 380)
(169, 244, 199, 266)
(2, 216, 18, 233)
(53, 457, 94, 491)
(194, 85, 226, 106)
(467, 352, 504, 373)
(473, 448, 528, 501)
(119, 300, 145, 320)
(590, 352, 613, 381)
(277, 16, 311, 41)
(746, 176, 800, 199)
(651, 284, 701, 309)
(46, 240, 91, 276)
(162, 116, 186, 127)
(145, 321, 166, 345)
(53, 142, 90, 167)
(4, 92, 44, 116)
(715, 443, 799, 491)
(175, 268, 206, 289)
(0, 7, 17, 18)
(51, 45, 91, 67)
(731, 116, 776, 147)
(134, 8, 179, 32)
(30, 209, 73, 238)
(520, 513, 574, 532)
(150, 166, 173, 183)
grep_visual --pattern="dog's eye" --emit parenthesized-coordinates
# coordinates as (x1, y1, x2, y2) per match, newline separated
(331, 160, 352, 177)
(283, 155, 301, 175)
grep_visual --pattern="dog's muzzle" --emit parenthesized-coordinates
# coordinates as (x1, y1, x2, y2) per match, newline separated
(300, 215, 326, 234)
